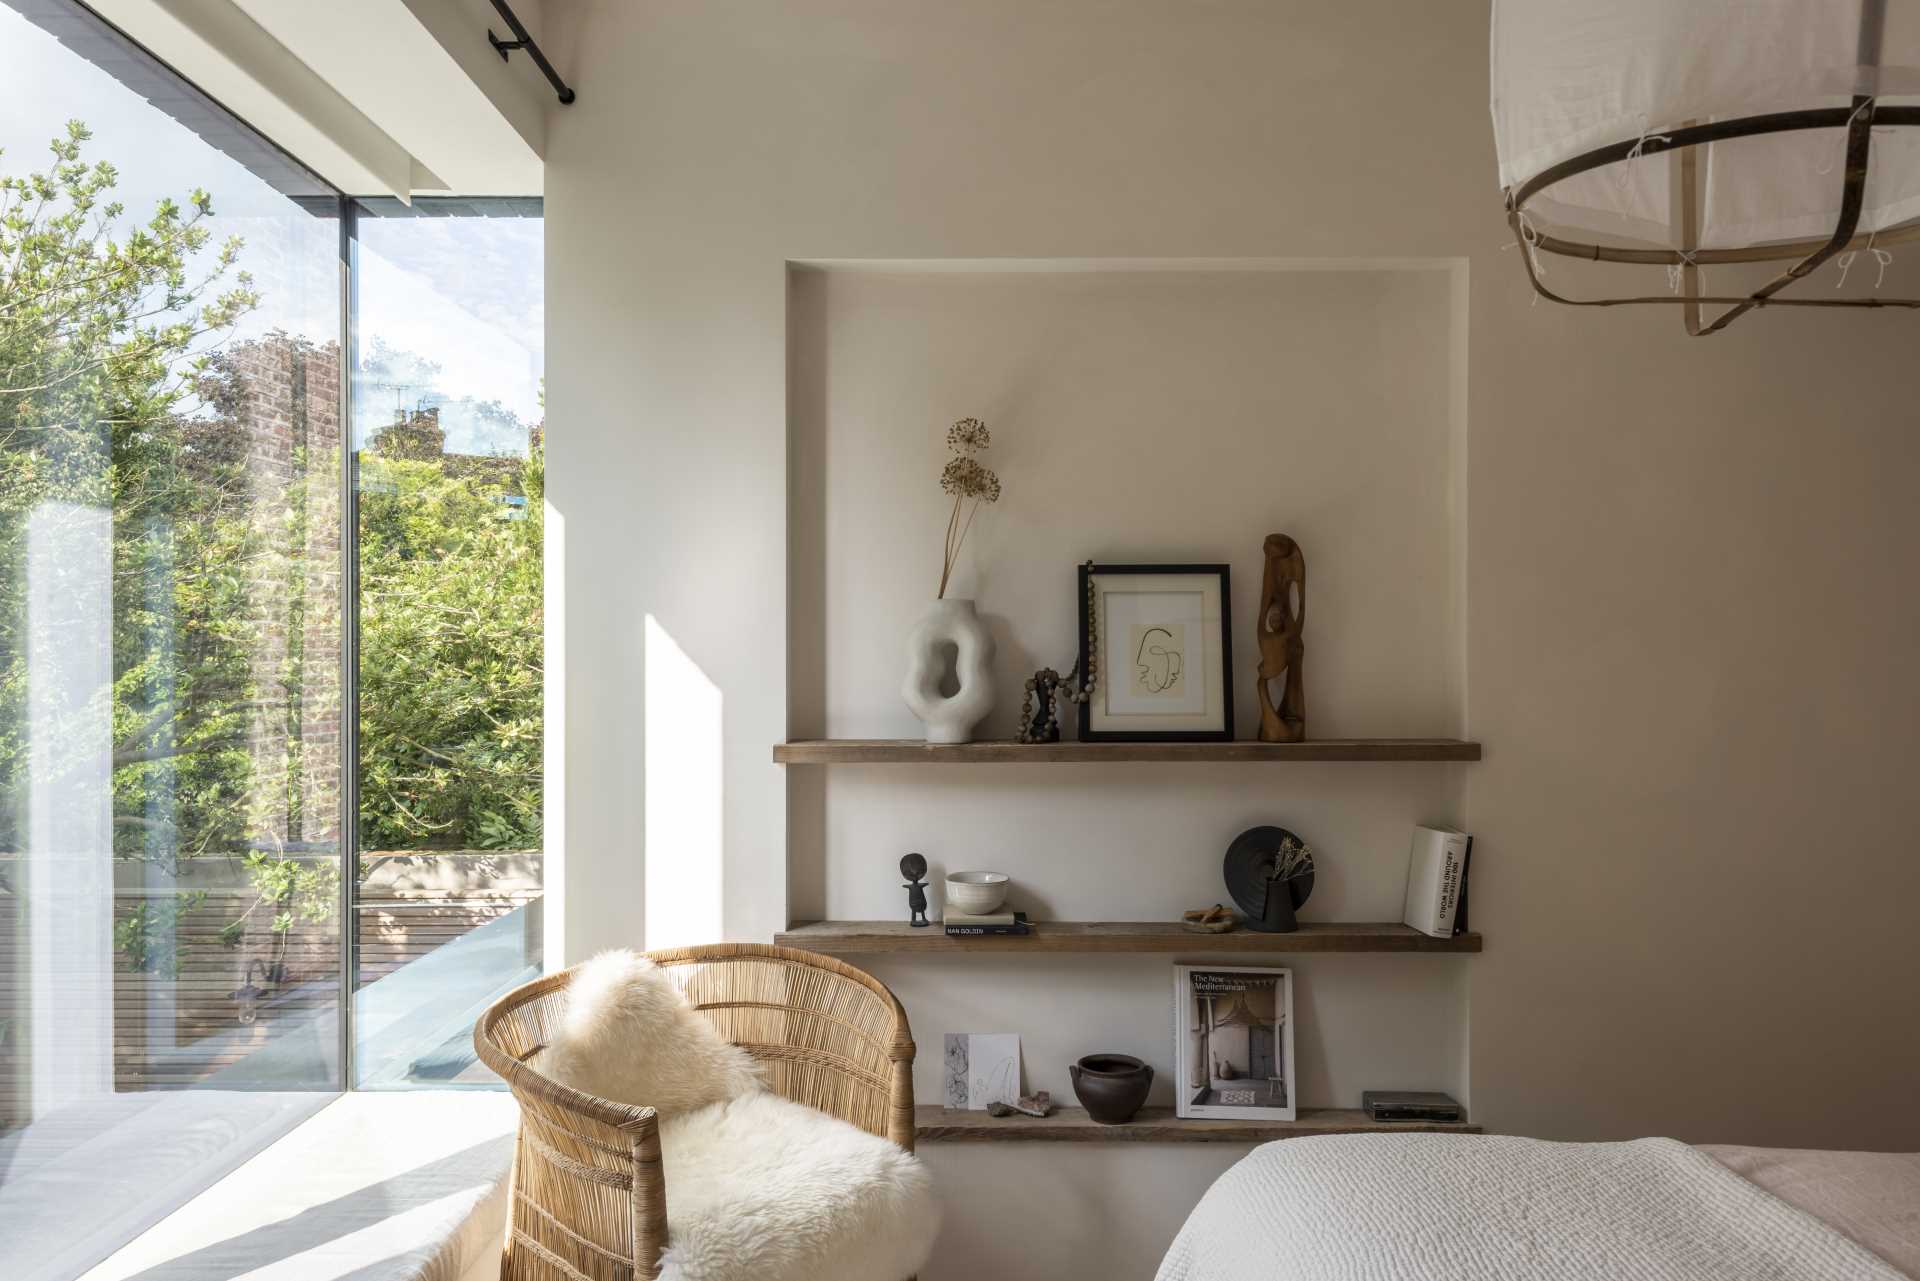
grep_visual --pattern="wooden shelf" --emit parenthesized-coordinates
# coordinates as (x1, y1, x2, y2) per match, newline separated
(775, 920, 1480, 954)
(916, 1105, 1479, 1143)
(774, 738, 1479, 764)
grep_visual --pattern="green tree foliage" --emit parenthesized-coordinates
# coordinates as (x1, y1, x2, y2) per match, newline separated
(114, 890, 206, 978)
(1, 121, 261, 868)
(1, 124, 543, 979)
(357, 419, 543, 852)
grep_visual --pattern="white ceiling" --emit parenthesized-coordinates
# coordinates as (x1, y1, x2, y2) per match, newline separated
(89, 0, 547, 198)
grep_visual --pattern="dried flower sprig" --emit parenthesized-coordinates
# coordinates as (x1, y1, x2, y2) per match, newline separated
(1272, 835, 1315, 883)
(937, 417, 1000, 598)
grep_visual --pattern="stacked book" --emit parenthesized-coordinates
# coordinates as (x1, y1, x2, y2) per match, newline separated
(942, 910, 1030, 938)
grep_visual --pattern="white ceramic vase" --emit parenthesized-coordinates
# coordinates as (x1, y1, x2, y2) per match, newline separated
(902, 598, 995, 744)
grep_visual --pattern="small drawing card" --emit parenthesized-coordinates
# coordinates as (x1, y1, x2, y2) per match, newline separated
(943, 1032, 1022, 1110)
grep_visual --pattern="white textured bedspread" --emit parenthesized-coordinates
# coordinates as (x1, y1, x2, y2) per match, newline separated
(1155, 1133, 1907, 1281)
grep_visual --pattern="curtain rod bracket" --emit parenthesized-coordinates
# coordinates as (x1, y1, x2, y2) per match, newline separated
(487, 0, 575, 105)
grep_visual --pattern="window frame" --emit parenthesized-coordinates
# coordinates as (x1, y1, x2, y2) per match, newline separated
(342, 194, 544, 1089)
(3, 0, 544, 1102)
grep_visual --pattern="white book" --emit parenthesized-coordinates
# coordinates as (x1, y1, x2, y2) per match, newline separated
(1402, 825, 1472, 938)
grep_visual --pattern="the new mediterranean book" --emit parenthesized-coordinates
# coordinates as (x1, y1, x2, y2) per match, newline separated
(1173, 965, 1296, 1121)
(1402, 824, 1473, 938)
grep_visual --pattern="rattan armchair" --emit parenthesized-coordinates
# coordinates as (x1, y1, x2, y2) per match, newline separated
(473, 943, 917, 1281)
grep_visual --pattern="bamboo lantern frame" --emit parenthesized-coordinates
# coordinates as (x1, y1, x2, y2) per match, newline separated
(1502, 1, 1920, 335)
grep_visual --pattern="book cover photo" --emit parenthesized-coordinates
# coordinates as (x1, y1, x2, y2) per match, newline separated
(1173, 965, 1296, 1121)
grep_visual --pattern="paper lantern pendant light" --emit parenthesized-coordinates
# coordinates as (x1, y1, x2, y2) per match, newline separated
(1492, 0, 1920, 334)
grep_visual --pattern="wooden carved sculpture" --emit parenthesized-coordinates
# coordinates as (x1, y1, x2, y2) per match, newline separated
(1256, 534, 1305, 743)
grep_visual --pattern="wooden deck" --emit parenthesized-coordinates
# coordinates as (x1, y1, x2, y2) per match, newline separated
(0, 851, 541, 1120)
(122, 852, 541, 1090)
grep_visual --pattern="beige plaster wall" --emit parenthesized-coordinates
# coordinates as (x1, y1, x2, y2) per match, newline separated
(540, 1, 1920, 1273)
(788, 262, 1472, 1118)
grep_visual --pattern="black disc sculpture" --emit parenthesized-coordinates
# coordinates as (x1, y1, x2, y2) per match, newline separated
(1222, 825, 1315, 933)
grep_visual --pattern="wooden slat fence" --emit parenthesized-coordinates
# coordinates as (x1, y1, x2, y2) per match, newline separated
(0, 851, 540, 1117)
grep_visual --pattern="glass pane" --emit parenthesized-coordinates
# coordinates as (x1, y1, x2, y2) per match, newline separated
(0, 2, 345, 1272)
(350, 202, 544, 1088)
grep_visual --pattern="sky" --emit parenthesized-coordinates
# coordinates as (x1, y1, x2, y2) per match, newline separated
(0, 5, 545, 452)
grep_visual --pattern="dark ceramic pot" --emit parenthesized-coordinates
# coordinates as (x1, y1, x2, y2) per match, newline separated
(1069, 1053, 1154, 1124)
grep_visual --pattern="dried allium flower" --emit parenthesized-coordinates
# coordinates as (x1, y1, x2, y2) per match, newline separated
(940, 455, 1002, 502)
(936, 416, 1000, 597)
(947, 417, 991, 453)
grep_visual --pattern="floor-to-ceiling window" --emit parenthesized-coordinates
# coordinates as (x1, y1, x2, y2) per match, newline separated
(0, 3, 346, 1272)
(348, 200, 544, 1088)
(0, 2, 543, 1272)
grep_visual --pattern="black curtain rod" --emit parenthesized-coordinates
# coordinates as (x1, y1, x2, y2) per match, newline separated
(487, 0, 575, 105)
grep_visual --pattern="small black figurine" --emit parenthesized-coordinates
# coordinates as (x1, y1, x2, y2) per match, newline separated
(900, 852, 931, 927)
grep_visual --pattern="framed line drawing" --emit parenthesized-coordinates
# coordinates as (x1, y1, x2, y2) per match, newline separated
(1077, 563, 1233, 741)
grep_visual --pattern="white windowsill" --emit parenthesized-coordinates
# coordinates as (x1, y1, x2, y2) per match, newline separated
(79, 1091, 516, 1281)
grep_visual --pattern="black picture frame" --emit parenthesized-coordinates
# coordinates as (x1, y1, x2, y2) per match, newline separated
(1077, 562, 1234, 742)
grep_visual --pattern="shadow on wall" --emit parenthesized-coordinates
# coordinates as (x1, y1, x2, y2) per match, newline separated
(644, 615, 724, 949)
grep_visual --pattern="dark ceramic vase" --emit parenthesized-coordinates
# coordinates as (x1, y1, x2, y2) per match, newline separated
(1069, 1053, 1154, 1124)
(1255, 884, 1298, 932)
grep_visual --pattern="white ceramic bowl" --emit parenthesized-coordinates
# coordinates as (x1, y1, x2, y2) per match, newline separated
(945, 871, 1010, 915)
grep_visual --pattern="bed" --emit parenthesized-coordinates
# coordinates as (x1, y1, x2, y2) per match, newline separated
(1156, 1133, 1920, 1281)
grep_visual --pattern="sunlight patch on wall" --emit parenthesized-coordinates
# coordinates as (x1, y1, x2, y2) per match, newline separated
(542, 497, 565, 968)
(643, 615, 722, 949)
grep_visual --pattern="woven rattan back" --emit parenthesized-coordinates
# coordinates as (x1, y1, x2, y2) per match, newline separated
(649, 944, 917, 1149)
(474, 944, 917, 1281)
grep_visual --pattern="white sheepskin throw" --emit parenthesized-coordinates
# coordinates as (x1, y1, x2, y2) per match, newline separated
(536, 949, 937, 1281)
(656, 1091, 937, 1281)
(541, 950, 763, 1114)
